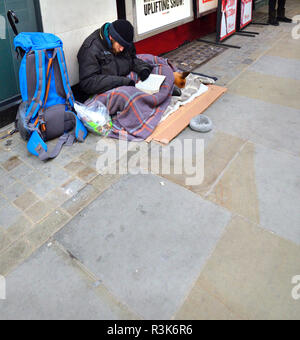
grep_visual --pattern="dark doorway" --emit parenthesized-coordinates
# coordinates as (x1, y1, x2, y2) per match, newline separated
(0, 0, 42, 128)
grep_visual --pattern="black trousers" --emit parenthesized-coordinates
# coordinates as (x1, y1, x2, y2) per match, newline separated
(269, 0, 286, 18)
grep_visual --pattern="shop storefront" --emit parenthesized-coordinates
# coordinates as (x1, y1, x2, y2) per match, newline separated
(0, 0, 121, 127)
(254, 0, 268, 9)
(0, 0, 264, 128)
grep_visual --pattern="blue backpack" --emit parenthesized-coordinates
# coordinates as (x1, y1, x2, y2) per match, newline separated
(14, 32, 87, 161)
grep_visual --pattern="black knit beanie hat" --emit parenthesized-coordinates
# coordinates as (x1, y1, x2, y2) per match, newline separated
(109, 19, 134, 49)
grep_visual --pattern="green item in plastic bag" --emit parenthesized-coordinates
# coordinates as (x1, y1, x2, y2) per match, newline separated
(86, 120, 113, 137)
(74, 101, 112, 136)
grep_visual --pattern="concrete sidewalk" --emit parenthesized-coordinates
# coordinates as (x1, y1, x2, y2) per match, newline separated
(0, 1, 300, 320)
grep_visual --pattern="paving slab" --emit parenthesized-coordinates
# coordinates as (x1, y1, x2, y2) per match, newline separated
(25, 201, 54, 224)
(4, 216, 32, 244)
(61, 184, 99, 216)
(195, 25, 288, 86)
(77, 167, 98, 182)
(198, 216, 300, 320)
(1, 182, 27, 202)
(0, 166, 6, 178)
(204, 92, 300, 157)
(0, 174, 16, 192)
(254, 144, 300, 245)
(0, 195, 9, 212)
(174, 283, 239, 320)
(249, 55, 300, 81)
(0, 237, 33, 276)
(54, 174, 231, 320)
(9, 162, 34, 182)
(38, 163, 71, 186)
(208, 143, 300, 245)
(21, 170, 46, 189)
(2, 156, 23, 172)
(267, 36, 300, 60)
(26, 209, 70, 251)
(0, 228, 12, 253)
(61, 178, 86, 197)
(77, 149, 101, 171)
(0, 1, 299, 320)
(0, 150, 19, 163)
(0, 131, 22, 151)
(0, 203, 22, 229)
(146, 130, 245, 197)
(228, 70, 300, 110)
(13, 191, 39, 211)
(44, 188, 71, 209)
(0, 242, 138, 320)
(64, 160, 86, 175)
(29, 178, 59, 199)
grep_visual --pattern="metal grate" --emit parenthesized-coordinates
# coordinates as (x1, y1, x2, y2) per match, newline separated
(160, 40, 228, 72)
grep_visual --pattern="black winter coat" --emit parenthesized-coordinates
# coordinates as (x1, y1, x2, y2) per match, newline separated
(77, 24, 153, 95)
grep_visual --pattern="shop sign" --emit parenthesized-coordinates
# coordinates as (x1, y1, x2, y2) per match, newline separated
(136, 0, 193, 35)
(239, 0, 253, 29)
(198, 0, 218, 16)
(217, 0, 238, 42)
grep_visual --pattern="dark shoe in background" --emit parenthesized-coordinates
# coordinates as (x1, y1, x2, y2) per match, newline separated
(277, 16, 292, 23)
(276, 8, 292, 23)
(172, 86, 182, 97)
(268, 18, 280, 26)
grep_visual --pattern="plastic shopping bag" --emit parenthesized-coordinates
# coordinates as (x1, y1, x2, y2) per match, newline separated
(74, 101, 112, 136)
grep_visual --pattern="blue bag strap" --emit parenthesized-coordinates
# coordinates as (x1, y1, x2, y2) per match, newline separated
(27, 130, 48, 157)
(56, 47, 75, 108)
(25, 50, 46, 125)
(27, 131, 75, 161)
(37, 133, 75, 161)
(70, 111, 87, 142)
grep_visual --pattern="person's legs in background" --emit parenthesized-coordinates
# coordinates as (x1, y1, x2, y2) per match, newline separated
(277, 0, 292, 22)
(269, 0, 280, 25)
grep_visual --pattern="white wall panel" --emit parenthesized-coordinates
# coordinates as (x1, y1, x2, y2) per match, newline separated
(39, 0, 118, 85)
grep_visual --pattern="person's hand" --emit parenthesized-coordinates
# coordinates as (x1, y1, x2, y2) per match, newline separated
(128, 79, 136, 87)
(139, 69, 151, 82)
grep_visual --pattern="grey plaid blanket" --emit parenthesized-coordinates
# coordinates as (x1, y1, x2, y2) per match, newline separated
(86, 54, 175, 141)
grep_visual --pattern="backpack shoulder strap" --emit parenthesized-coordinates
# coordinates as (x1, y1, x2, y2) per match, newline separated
(56, 47, 75, 108)
(55, 50, 88, 142)
(25, 50, 46, 126)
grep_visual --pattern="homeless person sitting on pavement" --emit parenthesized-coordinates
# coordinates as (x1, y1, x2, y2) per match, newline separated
(77, 19, 187, 141)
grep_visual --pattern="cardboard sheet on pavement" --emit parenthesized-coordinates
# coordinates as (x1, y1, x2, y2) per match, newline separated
(146, 85, 227, 145)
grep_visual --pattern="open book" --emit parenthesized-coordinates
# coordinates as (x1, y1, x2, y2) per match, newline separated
(136, 74, 166, 95)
